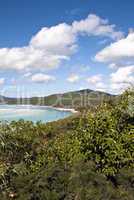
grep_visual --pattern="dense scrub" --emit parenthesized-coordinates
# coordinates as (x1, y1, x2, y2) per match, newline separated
(0, 89, 133, 199)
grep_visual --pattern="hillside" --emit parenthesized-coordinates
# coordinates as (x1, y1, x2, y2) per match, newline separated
(0, 89, 133, 199)
(0, 89, 115, 109)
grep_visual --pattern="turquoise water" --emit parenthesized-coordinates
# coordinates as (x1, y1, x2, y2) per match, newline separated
(0, 105, 72, 123)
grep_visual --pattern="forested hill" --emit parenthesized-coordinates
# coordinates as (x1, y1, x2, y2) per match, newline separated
(0, 89, 115, 108)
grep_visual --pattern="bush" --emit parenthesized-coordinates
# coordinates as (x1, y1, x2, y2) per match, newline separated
(0, 89, 133, 199)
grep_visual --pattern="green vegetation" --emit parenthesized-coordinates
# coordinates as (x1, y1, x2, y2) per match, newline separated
(1, 89, 114, 109)
(0, 89, 133, 199)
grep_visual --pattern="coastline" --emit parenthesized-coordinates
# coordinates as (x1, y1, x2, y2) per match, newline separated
(48, 106, 78, 114)
(0, 104, 78, 114)
(0, 104, 79, 123)
(38, 105, 79, 114)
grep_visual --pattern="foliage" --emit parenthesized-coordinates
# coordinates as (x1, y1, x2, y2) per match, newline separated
(0, 89, 133, 199)
(1, 89, 114, 108)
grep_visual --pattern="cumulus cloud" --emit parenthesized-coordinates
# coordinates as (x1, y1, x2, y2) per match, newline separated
(95, 32, 134, 63)
(0, 24, 75, 71)
(108, 63, 118, 69)
(110, 65, 134, 84)
(109, 65, 134, 93)
(0, 14, 123, 72)
(0, 46, 65, 71)
(30, 23, 77, 56)
(88, 66, 134, 94)
(86, 74, 107, 92)
(110, 83, 129, 93)
(31, 73, 56, 83)
(72, 14, 123, 40)
(67, 74, 80, 83)
(95, 82, 107, 92)
(87, 74, 102, 84)
(23, 72, 32, 77)
(95, 32, 134, 93)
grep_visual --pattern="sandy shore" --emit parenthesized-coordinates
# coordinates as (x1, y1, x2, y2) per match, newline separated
(51, 107, 78, 113)
(4, 104, 78, 114)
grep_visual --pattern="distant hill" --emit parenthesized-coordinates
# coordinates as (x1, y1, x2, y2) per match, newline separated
(0, 89, 115, 109)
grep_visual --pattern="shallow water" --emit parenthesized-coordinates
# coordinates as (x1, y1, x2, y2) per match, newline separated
(0, 105, 72, 123)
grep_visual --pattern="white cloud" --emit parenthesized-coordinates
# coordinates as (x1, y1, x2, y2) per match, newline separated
(72, 14, 123, 40)
(95, 32, 134, 94)
(30, 23, 77, 56)
(109, 82, 130, 94)
(23, 72, 32, 77)
(67, 74, 80, 83)
(0, 78, 5, 85)
(0, 24, 75, 71)
(31, 73, 56, 83)
(0, 46, 65, 71)
(95, 32, 134, 63)
(95, 81, 106, 88)
(109, 63, 118, 69)
(109, 66, 134, 93)
(95, 82, 107, 92)
(86, 74, 107, 92)
(0, 14, 123, 72)
(110, 65, 134, 84)
(87, 74, 102, 84)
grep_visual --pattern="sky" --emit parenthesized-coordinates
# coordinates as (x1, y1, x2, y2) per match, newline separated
(0, 0, 134, 97)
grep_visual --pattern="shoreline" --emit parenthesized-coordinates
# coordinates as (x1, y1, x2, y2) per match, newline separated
(0, 104, 78, 114)
(50, 107, 78, 114)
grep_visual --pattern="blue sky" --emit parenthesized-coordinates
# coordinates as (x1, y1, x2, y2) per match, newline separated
(0, 0, 134, 97)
